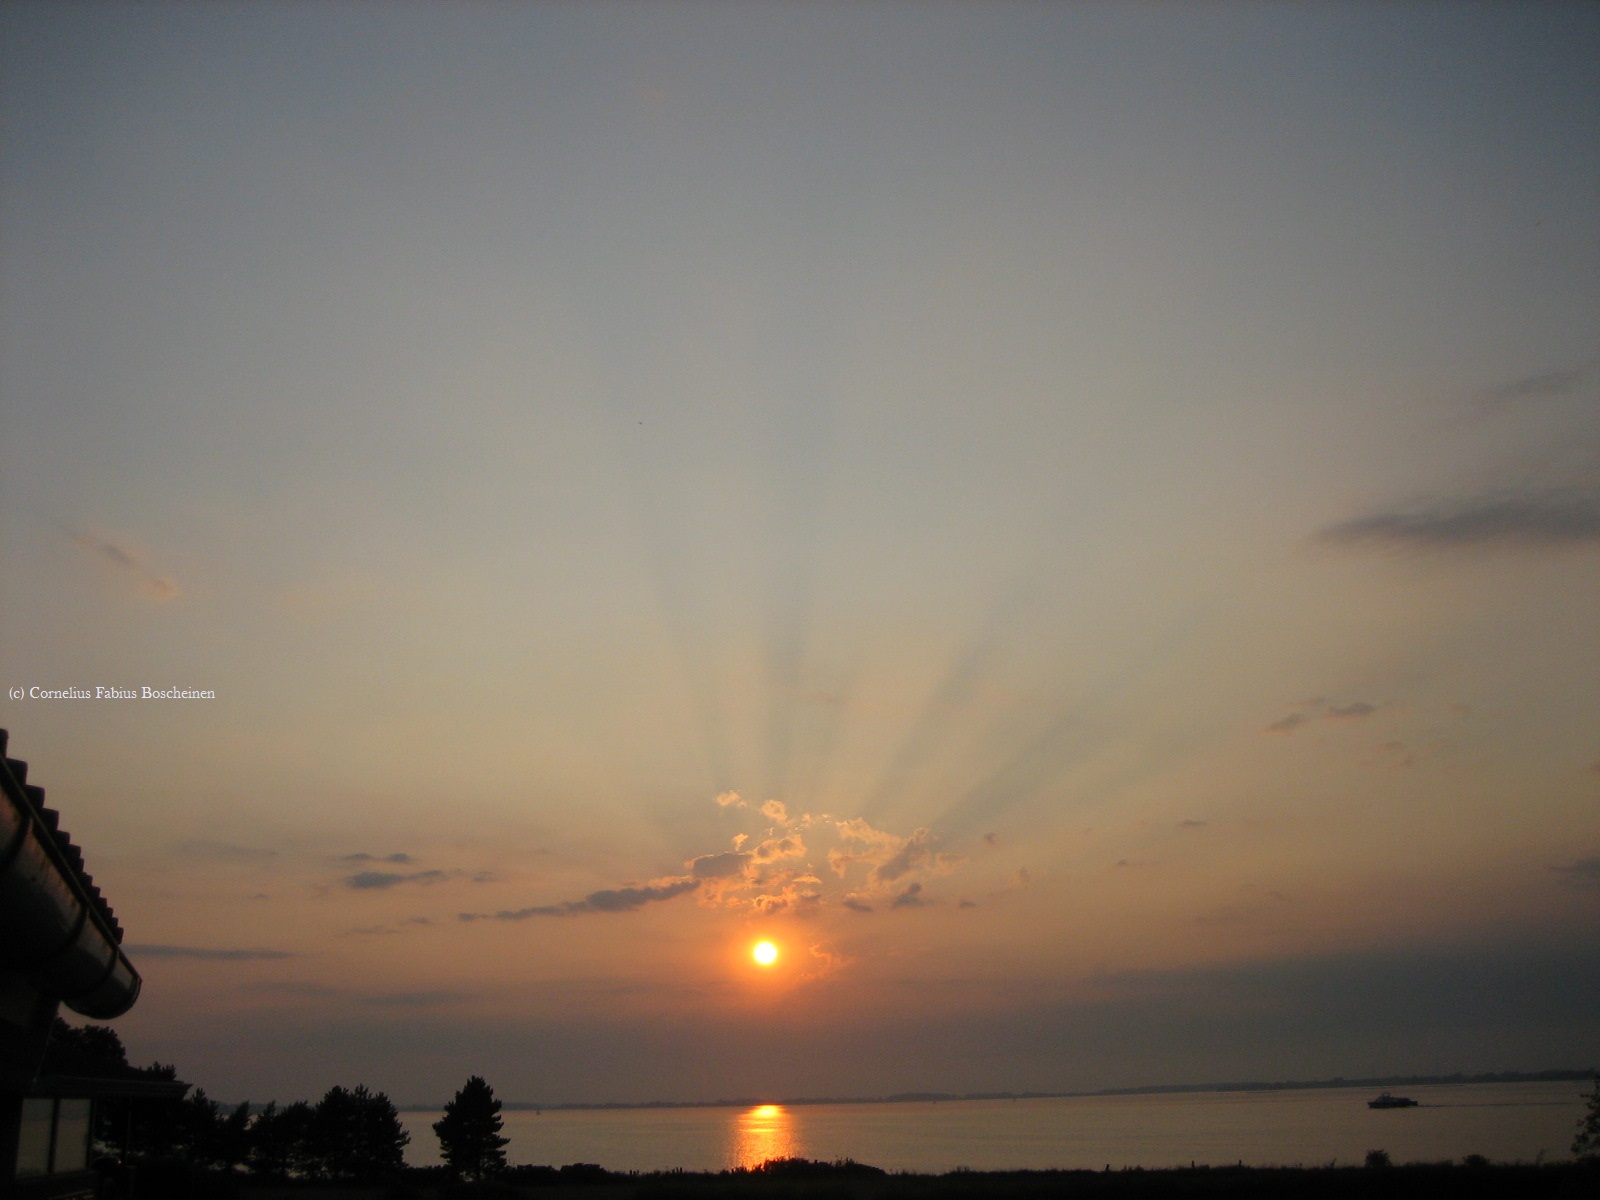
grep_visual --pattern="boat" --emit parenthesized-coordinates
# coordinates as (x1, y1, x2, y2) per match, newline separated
(1367, 1092, 1419, 1109)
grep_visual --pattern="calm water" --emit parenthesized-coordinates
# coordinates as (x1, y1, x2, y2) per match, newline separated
(401, 1080, 1586, 1173)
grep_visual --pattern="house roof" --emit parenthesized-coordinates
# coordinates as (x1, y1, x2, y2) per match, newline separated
(0, 729, 143, 1019)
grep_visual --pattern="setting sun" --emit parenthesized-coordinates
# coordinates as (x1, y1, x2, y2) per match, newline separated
(752, 940, 779, 967)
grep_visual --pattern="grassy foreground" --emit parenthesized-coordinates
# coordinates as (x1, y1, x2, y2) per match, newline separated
(149, 1156, 1599, 1200)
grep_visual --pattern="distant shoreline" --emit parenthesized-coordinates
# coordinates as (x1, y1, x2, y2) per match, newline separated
(396, 1067, 1594, 1114)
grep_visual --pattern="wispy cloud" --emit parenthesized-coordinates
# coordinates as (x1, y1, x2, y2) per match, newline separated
(1326, 701, 1377, 719)
(342, 917, 432, 937)
(125, 944, 295, 961)
(1265, 712, 1310, 734)
(1266, 699, 1379, 733)
(1551, 857, 1600, 887)
(174, 840, 277, 862)
(361, 990, 474, 1007)
(828, 819, 961, 893)
(341, 852, 414, 864)
(460, 877, 700, 921)
(344, 869, 450, 890)
(1480, 366, 1591, 409)
(69, 530, 178, 600)
(890, 882, 930, 908)
(1317, 488, 1600, 551)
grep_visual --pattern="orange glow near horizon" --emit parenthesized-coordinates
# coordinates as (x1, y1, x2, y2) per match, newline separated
(752, 939, 779, 967)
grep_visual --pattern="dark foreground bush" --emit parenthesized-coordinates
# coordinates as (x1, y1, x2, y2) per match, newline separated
(742, 1159, 887, 1179)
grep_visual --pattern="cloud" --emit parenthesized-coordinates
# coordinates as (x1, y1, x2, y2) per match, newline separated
(748, 875, 824, 916)
(1551, 857, 1600, 887)
(796, 942, 853, 984)
(344, 869, 449, 890)
(1481, 366, 1589, 408)
(1325, 701, 1377, 719)
(827, 820, 960, 897)
(174, 840, 277, 862)
(361, 991, 474, 1007)
(716, 791, 746, 809)
(460, 876, 700, 920)
(872, 828, 960, 887)
(983, 832, 999, 847)
(342, 917, 432, 937)
(124, 944, 295, 961)
(751, 833, 805, 864)
(469, 803, 963, 924)
(1265, 712, 1309, 734)
(248, 981, 339, 998)
(1317, 489, 1600, 551)
(959, 898, 978, 909)
(890, 882, 930, 908)
(341, 852, 414, 864)
(70, 530, 178, 600)
(689, 851, 751, 880)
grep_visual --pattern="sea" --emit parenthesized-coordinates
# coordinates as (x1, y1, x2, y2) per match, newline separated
(400, 1079, 1588, 1174)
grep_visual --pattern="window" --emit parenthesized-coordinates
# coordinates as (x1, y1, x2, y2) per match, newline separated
(14, 1098, 53, 1177)
(11, 1097, 93, 1177)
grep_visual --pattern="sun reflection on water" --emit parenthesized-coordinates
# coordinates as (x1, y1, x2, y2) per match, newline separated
(729, 1103, 796, 1169)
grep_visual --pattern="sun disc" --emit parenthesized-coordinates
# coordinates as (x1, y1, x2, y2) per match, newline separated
(752, 940, 779, 966)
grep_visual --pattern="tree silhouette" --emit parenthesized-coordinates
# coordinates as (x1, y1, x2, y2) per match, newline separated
(433, 1075, 509, 1182)
(1575, 1075, 1600, 1159)
(310, 1084, 409, 1182)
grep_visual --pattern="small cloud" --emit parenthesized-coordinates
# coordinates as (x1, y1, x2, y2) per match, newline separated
(1011, 867, 1031, 887)
(761, 798, 790, 825)
(959, 898, 978, 909)
(716, 790, 746, 809)
(749, 876, 823, 916)
(1178, 820, 1207, 830)
(983, 832, 999, 847)
(460, 876, 700, 920)
(689, 851, 751, 880)
(1326, 701, 1377, 719)
(344, 869, 448, 890)
(125, 944, 294, 961)
(1265, 712, 1309, 734)
(341, 852, 414, 864)
(250, 981, 339, 998)
(751, 833, 805, 865)
(890, 882, 930, 908)
(1552, 858, 1600, 887)
(174, 841, 276, 862)
(1380, 741, 1416, 769)
(342, 916, 433, 937)
(842, 896, 873, 913)
(872, 828, 960, 887)
(362, 991, 472, 1007)
(1481, 366, 1589, 408)
(1316, 488, 1600, 551)
(797, 942, 853, 984)
(70, 530, 179, 600)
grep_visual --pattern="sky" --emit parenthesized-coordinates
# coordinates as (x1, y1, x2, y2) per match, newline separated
(2, 1, 1597, 1109)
